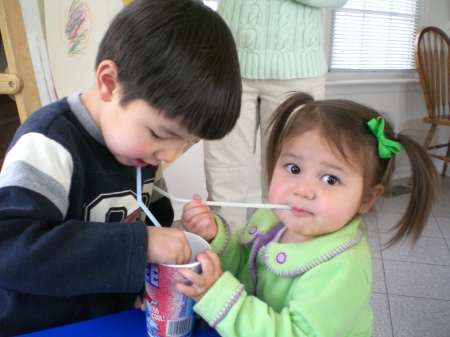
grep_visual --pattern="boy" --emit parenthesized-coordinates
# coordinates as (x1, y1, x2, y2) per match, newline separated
(0, 0, 241, 335)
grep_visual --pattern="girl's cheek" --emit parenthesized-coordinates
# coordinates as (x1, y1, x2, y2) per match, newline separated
(268, 182, 285, 204)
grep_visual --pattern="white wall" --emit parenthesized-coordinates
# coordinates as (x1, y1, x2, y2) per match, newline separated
(165, 0, 450, 220)
(427, 0, 450, 33)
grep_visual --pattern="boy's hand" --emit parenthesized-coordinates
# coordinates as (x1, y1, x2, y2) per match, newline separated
(147, 227, 191, 265)
(181, 194, 217, 242)
(176, 249, 223, 303)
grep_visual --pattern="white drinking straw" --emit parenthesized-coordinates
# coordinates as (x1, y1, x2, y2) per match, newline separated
(136, 167, 291, 226)
(136, 167, 162, 227)
(152, 185, 291, 210)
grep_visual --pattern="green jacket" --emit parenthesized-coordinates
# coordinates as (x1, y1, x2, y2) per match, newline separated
(217, 0, 349, 79)
(194, 209, 373, 337)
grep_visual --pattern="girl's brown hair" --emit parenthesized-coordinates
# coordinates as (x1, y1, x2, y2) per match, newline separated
(266, 92, 439, 246)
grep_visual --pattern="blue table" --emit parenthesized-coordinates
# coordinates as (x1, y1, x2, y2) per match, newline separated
(18, 309, 220, 337)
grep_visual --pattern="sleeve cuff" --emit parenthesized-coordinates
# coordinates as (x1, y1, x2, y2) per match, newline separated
(210, 213, 231, 255)
(194, 271, 245, 327)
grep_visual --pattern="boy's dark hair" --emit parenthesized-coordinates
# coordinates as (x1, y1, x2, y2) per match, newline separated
(96, 0, 241, 139)
(266, 92, 440, 247)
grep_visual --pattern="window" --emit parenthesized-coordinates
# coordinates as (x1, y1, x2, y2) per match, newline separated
(329, 0, 423, 70)
(204, 0, 218, 11)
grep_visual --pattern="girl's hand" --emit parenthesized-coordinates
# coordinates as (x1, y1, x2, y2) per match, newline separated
(182, 194, 217, 242)
(176, 249, 223, 303)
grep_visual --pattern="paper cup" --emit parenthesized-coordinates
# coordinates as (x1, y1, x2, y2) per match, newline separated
(145, 232, 211, 337)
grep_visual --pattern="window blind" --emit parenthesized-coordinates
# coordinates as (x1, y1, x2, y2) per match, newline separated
(330, 0, 423, 70)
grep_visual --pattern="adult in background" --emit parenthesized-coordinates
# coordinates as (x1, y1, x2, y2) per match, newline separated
(204, 0, 348, 231)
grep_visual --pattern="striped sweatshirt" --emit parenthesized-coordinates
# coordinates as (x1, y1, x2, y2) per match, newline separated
(0, 94, 172, 336)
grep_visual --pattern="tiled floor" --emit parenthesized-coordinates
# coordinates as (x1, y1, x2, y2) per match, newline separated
(366, 177, 450, 337)
(173, 177, 450, 337)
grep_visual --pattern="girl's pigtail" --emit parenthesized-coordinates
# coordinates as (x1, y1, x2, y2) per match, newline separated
(385, 134, 440, 246)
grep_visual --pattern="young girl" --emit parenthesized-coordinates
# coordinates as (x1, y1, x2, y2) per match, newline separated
(177, 92, 439, 337)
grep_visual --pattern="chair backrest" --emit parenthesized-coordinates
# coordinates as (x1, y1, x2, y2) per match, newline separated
(415, 26, 450, 120)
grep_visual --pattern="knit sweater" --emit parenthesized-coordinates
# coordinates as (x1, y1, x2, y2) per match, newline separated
(217, 0, 348, 79)
(194, 209, 373, 337)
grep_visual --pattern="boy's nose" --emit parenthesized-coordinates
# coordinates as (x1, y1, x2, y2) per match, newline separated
(157, 145, 185, 164)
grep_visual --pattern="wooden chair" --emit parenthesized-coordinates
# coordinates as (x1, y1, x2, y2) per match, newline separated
(415, 26, 450, 176)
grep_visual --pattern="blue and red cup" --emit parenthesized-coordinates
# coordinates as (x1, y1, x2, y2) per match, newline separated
(145, 232, 210, 337)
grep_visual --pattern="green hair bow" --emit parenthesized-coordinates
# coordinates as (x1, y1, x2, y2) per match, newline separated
(367, 117, 402, 159)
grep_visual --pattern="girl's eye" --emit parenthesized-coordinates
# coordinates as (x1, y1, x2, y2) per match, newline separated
(286, 164, 300, 174)
(321, 174, 339, 185)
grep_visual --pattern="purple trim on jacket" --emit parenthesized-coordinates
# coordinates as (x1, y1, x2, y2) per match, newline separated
(212, 212, 231, 256)
(210, 284, 245, 328)
(240, 223, 285, 295)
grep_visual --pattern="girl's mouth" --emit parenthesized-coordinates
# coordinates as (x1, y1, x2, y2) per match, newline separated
(291, 208, 312, 216)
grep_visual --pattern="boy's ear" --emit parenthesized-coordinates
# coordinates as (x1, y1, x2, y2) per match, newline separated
(96, 60, 119, 102)
(358, 184, 384, 214)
